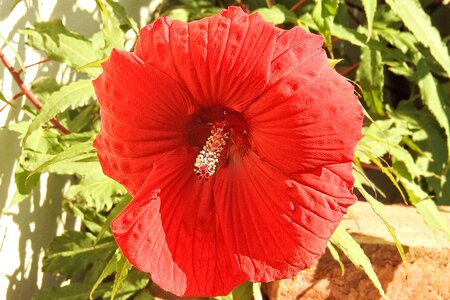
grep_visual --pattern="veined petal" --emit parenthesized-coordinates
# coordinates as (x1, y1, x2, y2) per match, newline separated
(93, 49, 196, 194)
(111, 148, 245, 296)
(213, 152, 354, 282)
(134, 6, 280, 111)
(245, 31, 363, 174)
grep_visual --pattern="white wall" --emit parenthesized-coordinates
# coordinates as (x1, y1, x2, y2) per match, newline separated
(0, 1, 157, 299)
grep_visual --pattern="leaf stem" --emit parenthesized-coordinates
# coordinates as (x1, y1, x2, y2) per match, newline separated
(0, 48, 69, 134)
(339, 63, 360, 76)
(0, 92, 24, 112)
(265, 0, 273, 8)
(290, 0, 308, 11)
(17, 58, 50, 75)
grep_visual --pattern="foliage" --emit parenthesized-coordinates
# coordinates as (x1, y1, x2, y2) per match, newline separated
(1, 0, 450, 299)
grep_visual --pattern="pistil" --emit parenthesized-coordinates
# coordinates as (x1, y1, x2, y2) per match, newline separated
(194, 123, 229, 181)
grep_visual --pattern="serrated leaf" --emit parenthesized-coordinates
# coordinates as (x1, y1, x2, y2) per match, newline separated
(111, 254, 133, 300)
(333, 24, 406, 63)
(330, 225, 387, 299)
(28, 140, 95, 177)
(355, 183, 408, 273)
(33, 282, 112, 300)
(43, 231, 116, 276)
(104, 268, 150, 300)
(361, 0, 376, 40)
(20, 20, 103, 74)
(414, 199, 450, 241)
(356, 46, 385, 115)
(95, 195, 132, 245)
(385, 0, 450, 78)
(24, 79, 95, 140)
(89, 250, 121, 300)
(105, 0, 139, 33)
(416, 57, 450, 161)
(67, 169, 127, 211)
(96, 0, 126, 51)
(6, 165, 40, 209)
(312, 0, 339, 57)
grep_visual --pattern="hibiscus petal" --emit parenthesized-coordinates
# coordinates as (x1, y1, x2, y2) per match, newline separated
(214, 152, 355, 282)
(245, 29, 363, 173)
(134, 6, 280, 111)
(93, 49, 196, 194)
(112, 148, 245, 296)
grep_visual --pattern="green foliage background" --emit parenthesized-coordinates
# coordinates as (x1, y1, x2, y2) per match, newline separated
(1, 0, 450, 299)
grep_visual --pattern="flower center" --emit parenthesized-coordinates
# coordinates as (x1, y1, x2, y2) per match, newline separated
(194, 123, 229, 181)
(188, 106, 250, 181)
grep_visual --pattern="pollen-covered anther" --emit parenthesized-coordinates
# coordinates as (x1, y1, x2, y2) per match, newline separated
(194, 124, 229, 181)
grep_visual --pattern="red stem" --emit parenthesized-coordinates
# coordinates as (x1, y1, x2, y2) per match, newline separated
(339, 62, 360, 76)
(235, 0, 250, 13)
(17, 58, 50, 75)
(290, 0, 308, 11)
(361, 163, 381, 171)
(0, 92, 24, 112)
(0, 48, 69, 134)
(331, 37, 340, 43)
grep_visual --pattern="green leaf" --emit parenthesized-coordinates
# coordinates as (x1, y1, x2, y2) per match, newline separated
(327, 242, 345, 275)
(356, 46, 385, 115)
(312, 0, 339, 57)
(361, 0, 376, 40)
(385, 0, 450, 78)
(104, 268, 150, 300)
(355, 183, 408, 273)
(66, 168, 127, 211)
(330, 225, 387, 299)
(333, 24, 406, 63)
(95, 195, 132, 245)
(105, 0, 139, 33)
(255, 5, 296, 25)
(33, 282, 112, 300)
(28, 140, 96, 177)
(414, 199, 450, 241)
(416, 57, 450, 161)
(24, 79, 95, 140)
(111, 254, 133, 300)
(165, 8, 190, 21)
(328, 58, 343, 68)
(43, 231, 116, 276)
(20, 20, 103, 74)
(96, 0, 126, 52)
(89, 250, 121, 299)
(6, 165, 40, 209)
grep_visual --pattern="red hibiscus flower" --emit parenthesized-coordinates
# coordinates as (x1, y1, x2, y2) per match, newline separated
(93, 6, 363, 297)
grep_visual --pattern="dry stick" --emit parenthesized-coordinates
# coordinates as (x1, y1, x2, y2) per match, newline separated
(290, 0, 308, 11)
(0, 48, 70, 134)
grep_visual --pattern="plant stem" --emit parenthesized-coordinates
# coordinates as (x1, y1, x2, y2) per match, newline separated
(0, 48, 69, 134)
(339, 63, 360, 76)
(290, 0, 307, 11)
(17, 58, 49, 75)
